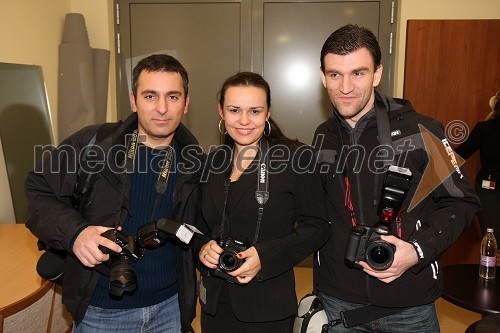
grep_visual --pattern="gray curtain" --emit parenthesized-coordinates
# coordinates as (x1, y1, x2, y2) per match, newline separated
(57, 13, 109, 143)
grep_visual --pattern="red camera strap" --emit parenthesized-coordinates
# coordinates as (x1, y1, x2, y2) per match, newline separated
(343, 176, 357, 227)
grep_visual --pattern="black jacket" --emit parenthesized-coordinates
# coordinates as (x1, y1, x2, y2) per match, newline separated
(25, 113, 205, 331)
(313, 90, 481, 307)
(455, 116, 500, 187)
(193, 141, 331, 322)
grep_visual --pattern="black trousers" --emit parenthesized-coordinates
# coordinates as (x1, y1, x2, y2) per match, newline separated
(200, 285, 294, 333)
(201, 304, 294, 333)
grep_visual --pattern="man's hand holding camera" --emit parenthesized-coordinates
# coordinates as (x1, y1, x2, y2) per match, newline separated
(72, 226, 122, 267)
(359, 235, 419, 283)
(344, 165, 417, 283)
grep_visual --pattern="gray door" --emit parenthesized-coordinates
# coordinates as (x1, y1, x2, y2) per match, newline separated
(115, 0, 396, 149)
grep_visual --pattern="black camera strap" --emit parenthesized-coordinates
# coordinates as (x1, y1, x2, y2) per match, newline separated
(125, 129, 175, 223)
(340, 95, 394, 227)
(219, 138, 270, 245)
(340, 304, 408, 328)
(375, 96, 394, 161)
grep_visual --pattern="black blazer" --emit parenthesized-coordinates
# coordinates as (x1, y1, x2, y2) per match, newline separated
(193, 140, 330, 322)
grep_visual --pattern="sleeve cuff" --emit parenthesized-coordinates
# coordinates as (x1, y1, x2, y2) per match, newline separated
(69, 224, 90, 252)
(409, 239, 425, 273)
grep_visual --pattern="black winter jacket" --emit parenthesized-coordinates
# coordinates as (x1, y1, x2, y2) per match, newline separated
(193, 141, 331, 322)
(25, 113, 205, 331)
(313, 90, 481, 307)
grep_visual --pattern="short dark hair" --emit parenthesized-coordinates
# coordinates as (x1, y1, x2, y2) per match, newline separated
(320, 24, 381, 72)
(132, 54, 189, 99)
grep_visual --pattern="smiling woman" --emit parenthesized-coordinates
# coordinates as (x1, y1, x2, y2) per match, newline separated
(192, 72, 331, 333)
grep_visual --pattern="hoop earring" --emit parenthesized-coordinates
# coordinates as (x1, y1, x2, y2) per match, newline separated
(218, 119, 227, 135)
(264, 120, 271, 136)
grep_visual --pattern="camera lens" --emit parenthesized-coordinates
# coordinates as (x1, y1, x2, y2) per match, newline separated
(219, 251, 241, 272)
(108, 255, 137, 297)
(366, 239, 395, 270)
(370, 245, 389, 263)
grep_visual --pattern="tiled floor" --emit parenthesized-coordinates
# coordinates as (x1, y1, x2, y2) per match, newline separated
(192, 267, 482, 332)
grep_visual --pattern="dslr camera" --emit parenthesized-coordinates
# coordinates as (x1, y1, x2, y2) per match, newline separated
(210, 237, 248, 284)
(99, 218, 199, 297)
(345, 165, 412, 271)
(99, 229, 145, 297)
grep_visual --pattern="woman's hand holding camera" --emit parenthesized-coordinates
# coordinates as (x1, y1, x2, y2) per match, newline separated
(359, 235, 419, 283)
(200, 240, 221, 269)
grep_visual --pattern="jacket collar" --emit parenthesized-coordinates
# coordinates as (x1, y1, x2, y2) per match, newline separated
(329, 89, 415, 133)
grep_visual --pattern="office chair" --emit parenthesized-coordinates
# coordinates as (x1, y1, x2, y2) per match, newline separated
(0, 280, 54, 333)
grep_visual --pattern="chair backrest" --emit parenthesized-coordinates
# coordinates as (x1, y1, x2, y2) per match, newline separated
(0, 280, 54, 333)
(47, 284, 72, 333)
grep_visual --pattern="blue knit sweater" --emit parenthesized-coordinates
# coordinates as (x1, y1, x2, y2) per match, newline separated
(90, 143, 178, 308)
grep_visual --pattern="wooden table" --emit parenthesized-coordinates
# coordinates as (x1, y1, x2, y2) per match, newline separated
(0, 224, 43, 310)
(443, 264, 500, 315)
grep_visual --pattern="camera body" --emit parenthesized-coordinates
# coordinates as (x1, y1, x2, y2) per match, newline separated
(99, 229, 144, 297)
(218, 238, 247, 272)
(209, 237, 248, 284)
(345, 224, 395, 270)
(344, 165, 412, 271)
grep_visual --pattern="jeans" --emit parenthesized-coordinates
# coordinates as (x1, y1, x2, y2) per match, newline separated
(73, 293, 181, 333)
(319, 292, 440, 333)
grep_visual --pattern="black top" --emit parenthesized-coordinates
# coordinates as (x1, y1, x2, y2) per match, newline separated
(455, 117, 500, 185)
(193, 140, 331, 322)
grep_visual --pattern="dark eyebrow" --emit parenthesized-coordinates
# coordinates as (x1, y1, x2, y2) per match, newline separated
(226, 105, 264, 110)
(353, 66, 370, 72)
(166, 90, 183, 96)
(140, 89, 157, 95)
(140, 89, 182, 96)
(324, 66, 370, 74)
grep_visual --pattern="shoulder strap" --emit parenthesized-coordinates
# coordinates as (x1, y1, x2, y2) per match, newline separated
(375, 95, 394, 164)
(72, 122, 118, 212)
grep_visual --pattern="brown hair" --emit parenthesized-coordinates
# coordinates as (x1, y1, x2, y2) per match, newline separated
(218, 72, 301, 146)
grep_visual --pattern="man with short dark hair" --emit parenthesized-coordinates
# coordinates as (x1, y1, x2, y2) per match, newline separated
(25, 54, 204, 333)
(313, 24, 480, 332)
